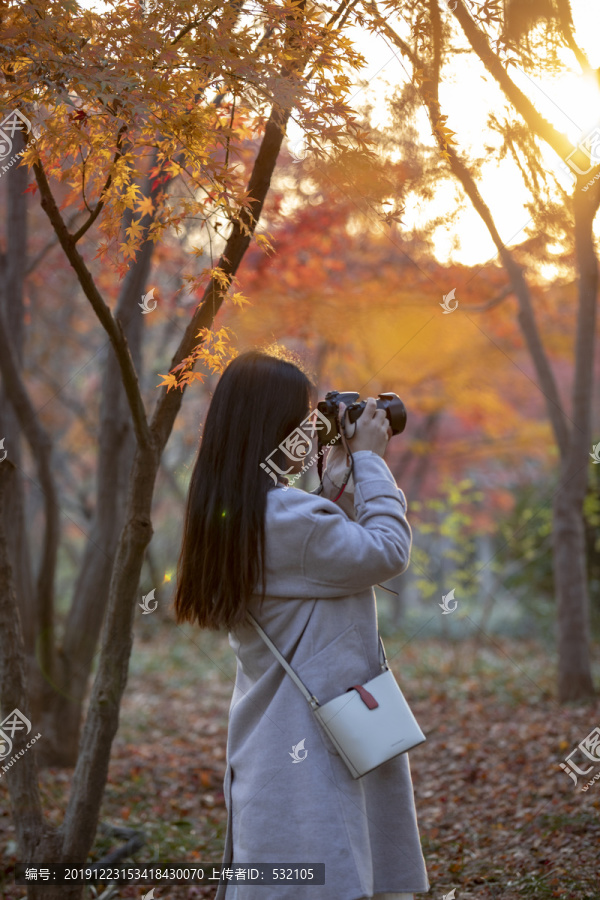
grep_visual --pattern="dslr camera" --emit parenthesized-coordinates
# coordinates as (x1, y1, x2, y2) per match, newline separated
(317, 390, 407, 439)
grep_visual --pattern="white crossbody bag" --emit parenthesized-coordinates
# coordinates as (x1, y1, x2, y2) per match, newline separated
(247, 612, 426, 779)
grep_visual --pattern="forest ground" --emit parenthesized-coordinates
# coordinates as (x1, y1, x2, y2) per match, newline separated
(1, 623, 599, 899)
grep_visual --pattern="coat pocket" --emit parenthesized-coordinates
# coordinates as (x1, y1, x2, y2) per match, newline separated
(295, 623, 375, 754)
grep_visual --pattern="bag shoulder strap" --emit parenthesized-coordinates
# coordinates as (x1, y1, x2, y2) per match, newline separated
(246, 611, 320, 708)
(246, 611, 389, 709)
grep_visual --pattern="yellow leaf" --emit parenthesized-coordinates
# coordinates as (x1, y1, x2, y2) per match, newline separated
(136, 195, 154, 218)
(125, 217, 144, 240)
(255, 232, 274, 254)
(166, 160, 182, 178)
(157, 372, 179, 391)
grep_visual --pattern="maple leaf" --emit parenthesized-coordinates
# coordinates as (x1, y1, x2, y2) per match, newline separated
(255, 232, 275, 254)
(210, 267, 231, 288)
(165, 160, 182, 179)
(151, 174, 170, 191)
(125, 217, 144, 240)
(124, 184, 143, 205)
(112, 258, 127, 278)
(434, 115, 457, 158)
(120, 242, 139, 262)
(136, 195, 154, 218)
(69, 109, 88, 127)
(475, 0, 503, 25)
(181, 371, 206, 386)
(157, 373, 179, 392)
(380, 207, 405, 227)
(93, 241, 111, 260)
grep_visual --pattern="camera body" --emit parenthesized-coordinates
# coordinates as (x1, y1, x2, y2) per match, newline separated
(317, 390, 407, 439)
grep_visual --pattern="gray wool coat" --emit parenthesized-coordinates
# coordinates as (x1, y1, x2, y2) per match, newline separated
(214, 450, 429, 900)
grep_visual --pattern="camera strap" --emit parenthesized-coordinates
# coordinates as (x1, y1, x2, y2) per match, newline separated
(331, 408, 355, 502)
(316, 407, 355, 502)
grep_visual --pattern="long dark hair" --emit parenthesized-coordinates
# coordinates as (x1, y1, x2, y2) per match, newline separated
(174, 349, 313, 630)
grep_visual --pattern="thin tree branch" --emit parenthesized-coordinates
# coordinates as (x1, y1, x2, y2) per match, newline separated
(170, 3, 222, 45)
(555, 0, 591, 72)
(466, 284, 514, 312)
(450, 0, 572, 162)
(367, 2, 418, 67)
(72, 124, 128, 244)
(380, 12, 571, 458)
(303, 0, 360, 82)
(25, 210, 85, 276)
(33, 159, 152, 451)
(93, 823, 146, 868)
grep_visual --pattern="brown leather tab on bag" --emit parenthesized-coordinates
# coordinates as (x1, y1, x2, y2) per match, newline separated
(346, 684, 379, 709)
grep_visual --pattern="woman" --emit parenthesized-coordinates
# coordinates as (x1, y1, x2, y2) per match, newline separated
(175, 349, 428, 900)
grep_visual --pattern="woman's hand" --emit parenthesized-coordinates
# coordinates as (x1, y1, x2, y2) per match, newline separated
(339, 398, 391, 458)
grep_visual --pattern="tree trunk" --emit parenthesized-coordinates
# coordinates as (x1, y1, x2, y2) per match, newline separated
(0, 127, 36, 651)
(553, 189, 598, 702)
(38, 233, 150, 766)
(0, 128, 61, 738)
(0, 461, 66, 898)
(553, 480, 594, 700)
